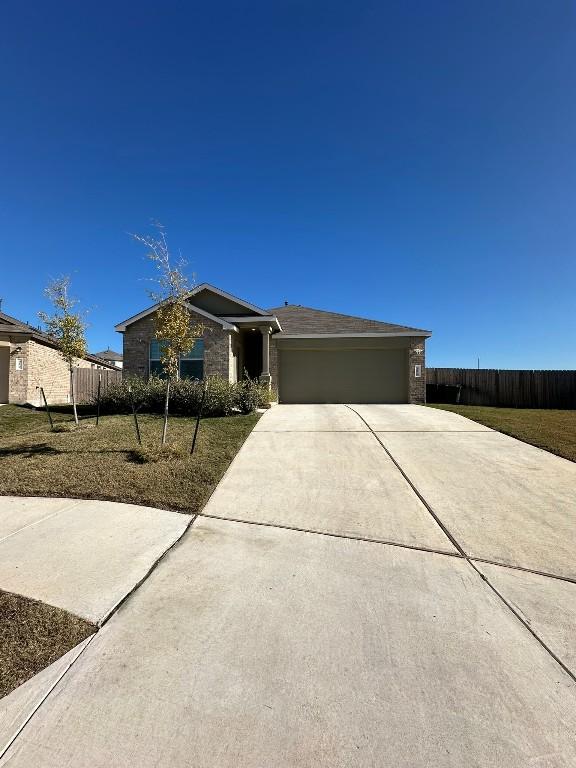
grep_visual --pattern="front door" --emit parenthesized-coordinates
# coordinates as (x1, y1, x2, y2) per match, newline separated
(242, 331, 262, 380)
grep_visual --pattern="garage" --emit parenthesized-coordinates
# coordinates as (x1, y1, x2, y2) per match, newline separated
(278, 339, 409, 404)
(269, 303, 430, 405)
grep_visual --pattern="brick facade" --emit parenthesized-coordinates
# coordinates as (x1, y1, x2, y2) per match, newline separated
(269, 337, 279, 394)
(7, 339, 99, 406)
(122, 310, 234, 382)
(408, 337, 426, 404)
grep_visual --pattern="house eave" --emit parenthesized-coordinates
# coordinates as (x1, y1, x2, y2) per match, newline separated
(276, 331, 432, 339)
(220, 315, 283, 332)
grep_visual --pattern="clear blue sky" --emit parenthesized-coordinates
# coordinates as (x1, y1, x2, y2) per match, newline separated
(1, 1, 574, 367)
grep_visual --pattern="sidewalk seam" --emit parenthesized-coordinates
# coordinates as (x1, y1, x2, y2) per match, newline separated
(0, 514, 200, 761)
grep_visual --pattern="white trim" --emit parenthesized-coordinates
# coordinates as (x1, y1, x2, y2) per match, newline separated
(189, 283, 269, 316)
(276, 332, 431, 339)
(115, 300, 236, 332)
(220, 315, 283, 331)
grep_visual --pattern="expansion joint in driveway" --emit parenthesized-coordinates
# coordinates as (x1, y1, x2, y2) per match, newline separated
(345, 405, 576, 685)
(197, 512, 462, 560)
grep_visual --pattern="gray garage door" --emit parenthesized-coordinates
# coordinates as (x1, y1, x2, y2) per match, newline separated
(278, 347, 408, 404)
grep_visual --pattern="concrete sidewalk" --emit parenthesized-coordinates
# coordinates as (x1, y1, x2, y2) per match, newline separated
(0, 497, 191, 622)
(3, 405, 576, 766)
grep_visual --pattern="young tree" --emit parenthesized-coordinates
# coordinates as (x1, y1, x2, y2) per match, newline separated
(133, 225, 203, 444)
(38, 276, 87, 425)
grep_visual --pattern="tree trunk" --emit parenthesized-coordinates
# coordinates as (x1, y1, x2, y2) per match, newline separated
(70, 364, 79, 425)
(161, 377, 171, 445)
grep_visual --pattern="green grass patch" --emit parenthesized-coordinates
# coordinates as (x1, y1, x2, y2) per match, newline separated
(0, 590, 95, 698)
(0, 407, 259, 513)
(0, 404, 74, 437)
(427, 404, 576, 463)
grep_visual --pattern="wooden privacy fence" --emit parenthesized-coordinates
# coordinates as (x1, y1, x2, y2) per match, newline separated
(74, 368, 122, 403)
(426, 368, 576, 409)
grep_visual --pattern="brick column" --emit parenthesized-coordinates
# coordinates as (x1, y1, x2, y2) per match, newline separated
(408, 338, 426, 404)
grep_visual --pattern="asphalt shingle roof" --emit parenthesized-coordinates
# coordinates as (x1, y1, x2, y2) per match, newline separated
(269, 305, 430, 336)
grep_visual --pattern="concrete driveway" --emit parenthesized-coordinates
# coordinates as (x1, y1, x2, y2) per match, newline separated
(2, 405, 576, 766)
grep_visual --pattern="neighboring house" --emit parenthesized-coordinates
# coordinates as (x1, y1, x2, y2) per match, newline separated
(115, 284, 431, 404)
(92, 348, 123, 369)
(0, 312, 117, 405)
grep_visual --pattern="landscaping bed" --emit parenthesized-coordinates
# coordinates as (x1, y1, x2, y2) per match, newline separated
(427, 404, 576, 463)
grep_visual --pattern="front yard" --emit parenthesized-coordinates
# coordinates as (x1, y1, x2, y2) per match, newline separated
(427, 404, 576, 463)
(0, 405, 259, 513)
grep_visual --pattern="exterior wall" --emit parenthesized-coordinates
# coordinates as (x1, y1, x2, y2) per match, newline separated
(7, 340, 95, 405)
(26, 341, 93, 405)
(204, 327, 232, 381)
(122, 310, 232, 381)
(0, 344, 9, 402)
(408, 337, 426, 404)
(7, 341, 30, 404)
(269, 336, 279, 393)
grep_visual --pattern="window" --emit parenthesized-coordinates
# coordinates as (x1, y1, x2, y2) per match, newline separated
(15, 357, 24, 371)
(414, 364, 422, 378)
(149, 339, 204, 380)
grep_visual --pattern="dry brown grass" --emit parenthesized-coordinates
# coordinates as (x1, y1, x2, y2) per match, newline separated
(0, 590, 95, 698)
(0, 407, 258, 513)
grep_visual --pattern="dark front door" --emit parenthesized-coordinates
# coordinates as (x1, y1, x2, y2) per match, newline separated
(242, 330, 262, 380)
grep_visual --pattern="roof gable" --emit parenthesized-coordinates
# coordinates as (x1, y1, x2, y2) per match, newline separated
(115, 284, 268, 331)
(188, 284, 268, 316)
(269, 305, 431, 336)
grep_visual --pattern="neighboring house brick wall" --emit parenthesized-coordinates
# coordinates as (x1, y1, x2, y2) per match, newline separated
(408, 337, 426, 404)
(8, 341, 29, 404)
(8, 339, 95, 405)
(27, 340, 93, 405)
(122, 310, 231, 381)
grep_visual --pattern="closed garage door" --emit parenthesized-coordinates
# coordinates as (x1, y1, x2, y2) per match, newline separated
(279, 347, 408, 404)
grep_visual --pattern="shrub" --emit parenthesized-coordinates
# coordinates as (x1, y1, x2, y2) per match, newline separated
(236, 378, 261, 414)
(96, 375, 273, 417)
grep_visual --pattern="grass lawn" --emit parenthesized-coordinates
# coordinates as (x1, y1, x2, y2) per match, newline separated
(427, 404, 576, 463)
(0, 404, 74, 437)
(1, 590, 95, 698)
(0, 405, 259, 513)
